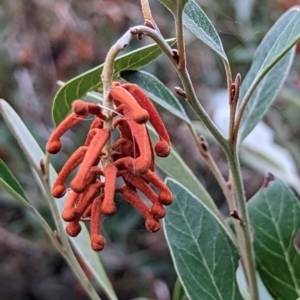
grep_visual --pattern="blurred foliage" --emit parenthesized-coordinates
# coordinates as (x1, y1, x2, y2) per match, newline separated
(0, 0, 299, 299)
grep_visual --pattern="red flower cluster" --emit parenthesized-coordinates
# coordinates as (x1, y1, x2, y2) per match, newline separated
(46, 83, 173, 251)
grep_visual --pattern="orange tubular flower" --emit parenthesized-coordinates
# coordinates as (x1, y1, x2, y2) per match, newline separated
(109, 85, 149, 124)
(102, 164, 117, 215)
(62, 190, 82, 222)
(52, 146, 88, 198)
(122, 83, 171, 157)
(46, 112, 86, 154)
(120, 186, 161, 232)
(71, 128, 110, 193)
(120, 171, 166, 219)
(47, 81, 173, 251)
(90, 195, 105, 251)
(115, 117, 152, 174)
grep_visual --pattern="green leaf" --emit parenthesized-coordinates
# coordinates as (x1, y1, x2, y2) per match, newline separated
(248, 178, 300, 299)
(52, 39, 175, 126)
(239, 7, 300, 141)
(0, 99, 117, 300)
(183, 0, 228, 63)
(0, 158, 69, 252)
(0, 159, 29, 204)
(121, 70, 190, 123)
(157, 0, 189, 15)
(164, 178, 243, 300)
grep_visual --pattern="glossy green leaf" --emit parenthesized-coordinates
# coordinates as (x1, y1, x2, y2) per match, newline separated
(157, 0, 188, 15)
(0, 99, 117, 300)
(0, 159, 28, 204)
(164, 178, 243, 300)
(183, 0, 228, 63)
(121, 70, 190, 123)
(53, 39, 175, 126)
(239, 7, 300, 141)
(248, 178, 300, 299)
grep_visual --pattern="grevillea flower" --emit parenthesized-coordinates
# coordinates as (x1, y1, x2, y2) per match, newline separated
(46, 83, 173, 251)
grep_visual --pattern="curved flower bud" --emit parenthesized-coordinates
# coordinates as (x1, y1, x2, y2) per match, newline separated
(109, 86, 149, 124)
(90, 195, 106, 251)
(52, 146, 88, 198)
(46, 112, 87, 154)
(120, 186, 161, 232)
(122, 83, 171, 157)
(121, 171, 165, 219)
(141, 170, 173, 205)
(102, 164, 117, 215)
(71, 128, 110, 193)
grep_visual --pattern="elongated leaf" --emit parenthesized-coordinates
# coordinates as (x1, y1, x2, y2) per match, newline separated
(239, 7, 300, 141)
(158, 0, 188, 14)
(0, 159, 68, 251)
(121, 70, 190, 123)
(183, 0, 228, 63)
(53, 39, 175, 126)
(0, 159, 28, 204)
(0, 99, 117, 300)
(164, 178, 243, 300)
(248, 178, 300, 299)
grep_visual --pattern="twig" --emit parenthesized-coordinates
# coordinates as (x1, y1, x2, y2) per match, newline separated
(229, 73, 241, 144)
(227, 149, 259, 300)
(233, 63, 277, 143)
(101, 29, 137, 167)
(187, 125, 237, 244)
(140, 0, 159, 31)
(175, 1, 186, 71)
(188, 125, 232, 210)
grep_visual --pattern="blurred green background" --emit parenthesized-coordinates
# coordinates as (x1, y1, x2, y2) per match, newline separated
(0, 0, 300, 299)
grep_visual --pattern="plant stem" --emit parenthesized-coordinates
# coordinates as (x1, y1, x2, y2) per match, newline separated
(141, 0, 153, 21)
(175, 0, 186, 71)
(187, 124, 237, 244)
(224, 61, 234, 140)
(188, 124, 233, 213)
(228, 74, 241, 144)
(140, 0, 159, 31)
(101, 30, 135, 167)
(226, 147, 259, 300)
(233, 64, 275, 143)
